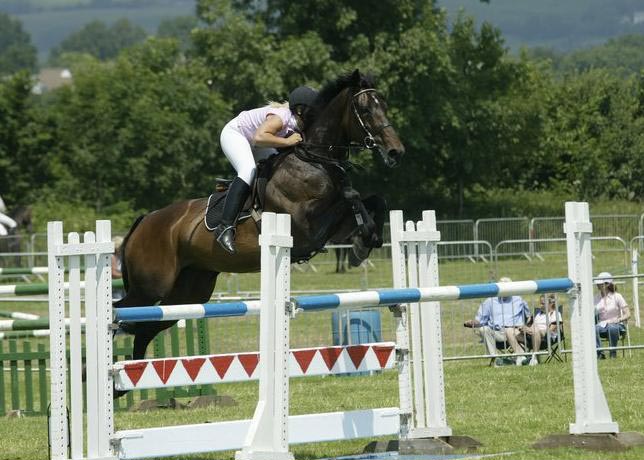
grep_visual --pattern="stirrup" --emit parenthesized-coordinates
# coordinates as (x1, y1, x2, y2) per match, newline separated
(215, 224, 236, 254)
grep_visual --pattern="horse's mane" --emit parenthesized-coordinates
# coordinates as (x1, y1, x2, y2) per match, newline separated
(304, 70, 376, 130)
(314, 71, 375, 109)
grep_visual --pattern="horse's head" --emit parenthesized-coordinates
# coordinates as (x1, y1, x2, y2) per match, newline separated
(346, 70, 405, 167)
(305, 70, 405, 167)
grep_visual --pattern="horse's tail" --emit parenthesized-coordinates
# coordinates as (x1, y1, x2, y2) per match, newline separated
(119, 214, 145, 294)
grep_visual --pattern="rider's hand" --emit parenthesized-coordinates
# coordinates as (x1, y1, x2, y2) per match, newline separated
(286, 133, 303, 146)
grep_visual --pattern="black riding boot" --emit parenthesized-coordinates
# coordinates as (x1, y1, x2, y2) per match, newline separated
(213, 177, 251, 254)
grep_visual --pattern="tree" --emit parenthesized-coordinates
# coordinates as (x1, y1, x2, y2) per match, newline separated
(49, 18, 147, 64)
(0, 13, 37, 76)
(233, 0, 428, 62)
(537, 69, 644, 201)
(157, 16, 198, 51)
(47, 38, 232, 211)
(0, 72, 55, 206)
(194, 0, 337, 114)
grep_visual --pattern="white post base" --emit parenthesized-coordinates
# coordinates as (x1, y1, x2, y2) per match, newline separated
(569, 422, 619, 435)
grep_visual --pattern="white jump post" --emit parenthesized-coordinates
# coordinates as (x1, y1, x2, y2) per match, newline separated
(564, 202, 618, 434)
(390, 210, 451, 439)
(48, 220, 115, 460)
(236, 212, 294, 460)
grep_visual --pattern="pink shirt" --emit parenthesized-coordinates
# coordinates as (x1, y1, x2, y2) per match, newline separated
(233, 106, 298, 145)
(594, 292, 627, 323)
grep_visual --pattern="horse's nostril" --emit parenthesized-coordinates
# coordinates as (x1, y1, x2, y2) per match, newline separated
(388, 149, 401, 159)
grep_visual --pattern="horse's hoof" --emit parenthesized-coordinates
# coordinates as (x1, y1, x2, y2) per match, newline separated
(349, 236, 370, 267)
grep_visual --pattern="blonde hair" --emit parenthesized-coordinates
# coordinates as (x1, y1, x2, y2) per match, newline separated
(267, 101, 289, 109)
(112, 236, 124, 249)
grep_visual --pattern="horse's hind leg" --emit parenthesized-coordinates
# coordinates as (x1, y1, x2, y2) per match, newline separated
(130, 268, 219, 361)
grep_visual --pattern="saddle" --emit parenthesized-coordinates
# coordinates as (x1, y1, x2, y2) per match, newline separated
(203, 152, 283, 231)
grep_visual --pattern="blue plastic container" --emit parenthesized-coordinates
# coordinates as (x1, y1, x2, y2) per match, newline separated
(331, 309, 382, 346)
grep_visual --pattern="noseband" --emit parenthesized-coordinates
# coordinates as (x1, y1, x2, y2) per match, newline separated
(351, 89, 393, 151)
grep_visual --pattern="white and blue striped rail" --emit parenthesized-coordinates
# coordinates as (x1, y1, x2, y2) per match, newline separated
(113, 278, 573, 322)
(114, 300, 261, 322)
(295, 278, 574, 311)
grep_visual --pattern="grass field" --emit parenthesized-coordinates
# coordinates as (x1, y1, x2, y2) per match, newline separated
(0, 248, 642, 459)
(1, 355, 643, 460)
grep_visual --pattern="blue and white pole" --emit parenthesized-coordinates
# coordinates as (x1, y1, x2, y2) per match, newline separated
(114, 301, 261, 322)
(294, 278, 574, 312)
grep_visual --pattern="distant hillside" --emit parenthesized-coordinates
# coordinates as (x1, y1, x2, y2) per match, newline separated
(2, 0, 643, 62)
(1, 0, 194, 61)
(440, 0, 644, 52)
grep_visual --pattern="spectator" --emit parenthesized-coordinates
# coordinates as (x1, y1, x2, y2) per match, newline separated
(0, 195, 17, 236)
(112, 236, 125, 301)
(464, 277, 532, 366)
(520, 294, 562, 366)
(594, 272, 630, 359)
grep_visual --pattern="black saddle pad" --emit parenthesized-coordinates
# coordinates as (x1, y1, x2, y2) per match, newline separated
(204, 152, 287, 231)
(204, 191, 253, 231)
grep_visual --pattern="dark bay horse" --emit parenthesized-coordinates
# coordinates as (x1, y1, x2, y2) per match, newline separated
(116, 70, 405, 360)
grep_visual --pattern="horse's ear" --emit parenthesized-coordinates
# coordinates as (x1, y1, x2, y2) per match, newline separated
(351, 69, 361, 85)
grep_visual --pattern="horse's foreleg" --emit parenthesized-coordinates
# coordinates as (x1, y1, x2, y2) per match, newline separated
(361, 194, 387, 248)
(344, 194, 388, 267)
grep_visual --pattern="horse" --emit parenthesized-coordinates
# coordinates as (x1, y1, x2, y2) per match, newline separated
(116, 70, 405, 361)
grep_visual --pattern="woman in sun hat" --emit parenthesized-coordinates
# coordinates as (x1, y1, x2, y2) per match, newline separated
(594, 272, 630, 359)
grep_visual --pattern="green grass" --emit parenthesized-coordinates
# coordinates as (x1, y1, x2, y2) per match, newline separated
(1, 248, 643, 459)
(1, 355, 643, 460)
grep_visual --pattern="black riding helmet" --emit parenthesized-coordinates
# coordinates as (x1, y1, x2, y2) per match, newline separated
(288, 86, 318, 109)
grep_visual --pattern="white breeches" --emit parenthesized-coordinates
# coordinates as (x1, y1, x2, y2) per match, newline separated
(220, 120, 278, 186)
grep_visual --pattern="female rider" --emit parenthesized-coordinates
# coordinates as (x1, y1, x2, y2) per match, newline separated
(212, 86, 318, 254)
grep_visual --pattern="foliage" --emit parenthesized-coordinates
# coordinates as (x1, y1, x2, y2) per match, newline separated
(0, 72, 55, 206)
(537, 70, 644, 201)
(156, 15, 198, 51)
(0, 0, 642, 224)
(48, 18, 147, 64)
(0, 13, 37, 75)
(194, 0, 337, 114)
(529, 34, 644, 77)
(45, 38, 231, 211)
(30, 197, 141, 233)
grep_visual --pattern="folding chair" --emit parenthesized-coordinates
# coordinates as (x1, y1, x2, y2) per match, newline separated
(597, 321, 631, 358)
(521, 305, 566, 364)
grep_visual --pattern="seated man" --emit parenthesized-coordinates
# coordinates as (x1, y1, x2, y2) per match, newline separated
(464, 276, 531, 366)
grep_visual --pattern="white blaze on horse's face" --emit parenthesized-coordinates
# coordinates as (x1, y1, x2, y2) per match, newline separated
(351, 89, 405, 167)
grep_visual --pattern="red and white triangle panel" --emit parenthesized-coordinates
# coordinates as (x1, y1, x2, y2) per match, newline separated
(114, 342, 395, 391)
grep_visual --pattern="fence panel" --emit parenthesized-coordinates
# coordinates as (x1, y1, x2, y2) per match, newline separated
(475, 218, 530, 256)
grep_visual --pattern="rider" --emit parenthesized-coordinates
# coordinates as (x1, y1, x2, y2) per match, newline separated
(0, 195, 17, 236)
(213, 86, 318, 254)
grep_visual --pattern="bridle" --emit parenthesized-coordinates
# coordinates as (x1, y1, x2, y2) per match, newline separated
(351, 88, 393, 152)
(298, 87, 397, 167)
